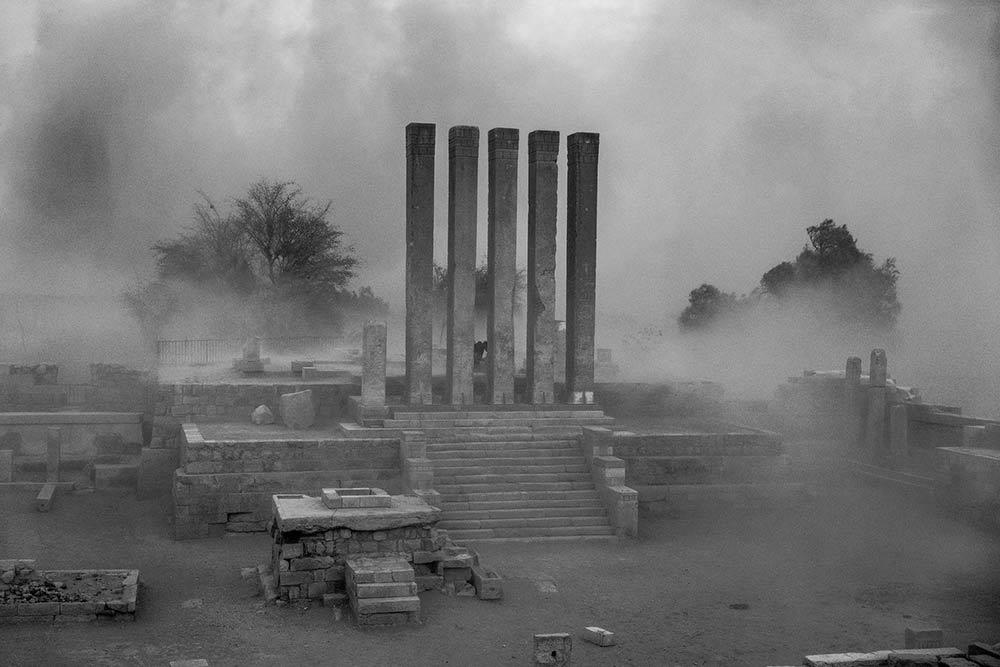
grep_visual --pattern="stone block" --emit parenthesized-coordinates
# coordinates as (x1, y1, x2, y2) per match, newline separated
(534, 633, 572, 666)
(278, 571, 312, 586)
(0, 449, 12, 482)
(36, 483, 56, 512)
(582, 626, 615, 647)
(290, 556, 336, 571)
(251, 405, 274, 425)
(905, 627, 944, 649)
(352, 595, 420, 615)
(471, 566, 503, 600)
(412, 550, 439, 564)
(279, 390, 315, 429)
(321, 487, 391, 509)
(280, 543, 303, 559)
(888, 648, 964, 665)
(354, 582, 417, 598)
(804, 652, 892, 666)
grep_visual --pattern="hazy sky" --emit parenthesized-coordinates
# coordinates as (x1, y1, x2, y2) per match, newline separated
(1, 0, 998, 385)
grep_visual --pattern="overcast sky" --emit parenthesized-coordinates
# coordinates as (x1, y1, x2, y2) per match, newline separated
(1, 0, 998, 380)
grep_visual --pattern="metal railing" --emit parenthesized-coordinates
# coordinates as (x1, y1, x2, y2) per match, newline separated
(155, 336, 330, 366)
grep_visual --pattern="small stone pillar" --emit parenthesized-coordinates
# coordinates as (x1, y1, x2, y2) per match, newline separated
(526, 130, 560, 404)
(566, 132, 599, 403)
(446, 126, 479, 405)
(46, 427, 61, 483)
(844, 356, 863, 445)
(487, 128, 519, 404)
(405, 122, 436, 405)
(362, 321, 387, 406)
(865, 349, 888, 457)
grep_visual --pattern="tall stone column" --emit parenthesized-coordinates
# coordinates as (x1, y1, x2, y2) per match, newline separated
(526, 130, 560, 404)
(446, 126, 479, 405)
(565, 132, 599, 403)
(362, 321, 387, 406)
(405, 123, 435, 405)
(487, 128, 519, 404)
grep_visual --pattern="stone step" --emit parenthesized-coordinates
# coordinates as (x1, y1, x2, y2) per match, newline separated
(427, 428, 585, 442)
(427, 450, 583, 469)
(442, 506, 607, 520)
(434, 481, 596, 494)
(439, 515, 610, 530)
(432, 463, 590, 476)
(437, 489, 602, 503)
(391, 409, 607, 420)
(440, 498, 605, 511)
(433, 472, 593, 485)
(427, 439, 578, 450)
(383, 417, 615, 429)
(444, 525, 617, 540)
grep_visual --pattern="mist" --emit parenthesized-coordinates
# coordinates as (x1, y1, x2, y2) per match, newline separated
(1, 1, 998, 411)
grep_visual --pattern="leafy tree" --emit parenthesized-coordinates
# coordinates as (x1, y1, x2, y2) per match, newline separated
(124, 179, 384, 339)
(678, 284, 740, 330)
(679, 219, 900, 331)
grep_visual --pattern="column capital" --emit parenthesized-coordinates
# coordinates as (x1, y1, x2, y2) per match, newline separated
(528, 130, 560, 162)
(449, 125, 479, 158)
(406, 123, 436, 157)
(568, 132, 600, 162)
(488, 128, 519, 160)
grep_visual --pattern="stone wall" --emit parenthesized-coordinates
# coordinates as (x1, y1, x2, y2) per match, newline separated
(173, 425, 402, 539)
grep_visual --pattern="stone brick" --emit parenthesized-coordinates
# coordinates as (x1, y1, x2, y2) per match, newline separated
(582, 626, 615, 647)
(352, 595, 420, 615)
(280, 543, 303, 559)
(279, 389, 315, 429)
(290, 556, 336, 571)
(354, 582, 417, 598)
(534, 633, 572, 666)
(471, 566, 503, 600)
(279, 571, 312, 586)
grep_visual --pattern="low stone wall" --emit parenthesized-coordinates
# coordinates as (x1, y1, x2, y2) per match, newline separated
(0, 412, 142, 463)
(172, 425, 403, 539)
(0, 560, 138, 624)
(157, 383, 358, 424)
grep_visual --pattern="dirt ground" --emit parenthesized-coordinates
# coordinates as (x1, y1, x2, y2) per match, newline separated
(1, 451, 998, 666)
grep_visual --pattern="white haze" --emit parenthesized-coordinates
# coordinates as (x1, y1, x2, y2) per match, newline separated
(0, 1, 997, 411)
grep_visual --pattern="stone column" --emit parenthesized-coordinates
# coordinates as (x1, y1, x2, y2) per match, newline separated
(487, 128, 519, 404)
(844, 356, 863, 445)
(866, 348, 888, 457)
(446, 126, 479, 405)
(526, 130, 560, 404)
(565, 132, 599, 403)
(46, 427, 61, 483)
(362, 321, 387, 406)
(405, 123, 435, 405)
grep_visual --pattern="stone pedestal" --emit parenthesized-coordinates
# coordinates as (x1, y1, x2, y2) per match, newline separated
(566, 132, 599, 402)
(405, 123, 436, 405)
(487, 128, 519, 404)
(446, 126, 479, 405)
(362, 321, 387, 406)
(526, 130, 559, 404)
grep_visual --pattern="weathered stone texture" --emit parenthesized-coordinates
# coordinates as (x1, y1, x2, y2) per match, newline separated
(362, 322, 387, 405)
(279, 390, 315, 429)
(446, 126, 479, 405)
(487, 128, 519, 404)
(526, 130, 559, 404)
(405, 122, 436, 405)
(566, 132, 599, 399)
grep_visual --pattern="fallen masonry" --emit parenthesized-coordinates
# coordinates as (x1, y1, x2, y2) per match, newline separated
(0, 559, 139, 624)
(265, 491, 503, 624)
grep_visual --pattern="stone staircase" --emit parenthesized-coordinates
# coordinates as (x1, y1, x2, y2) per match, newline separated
(390, 407, 618, 541)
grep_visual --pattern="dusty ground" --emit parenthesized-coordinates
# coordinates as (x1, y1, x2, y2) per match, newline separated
(1, 455, 998, 666)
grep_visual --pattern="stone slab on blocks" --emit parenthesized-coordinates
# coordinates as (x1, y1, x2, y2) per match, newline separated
(273, 494, 440, 533)
(279, 389, 315, 429)
(582, 626, 615, 647)
(534, 633, 572, 666)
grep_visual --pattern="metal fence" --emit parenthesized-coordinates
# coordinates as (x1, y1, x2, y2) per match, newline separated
(155, 336, 330, 366)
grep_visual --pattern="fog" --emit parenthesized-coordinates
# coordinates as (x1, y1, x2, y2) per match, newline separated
(0, 1, 998, 409)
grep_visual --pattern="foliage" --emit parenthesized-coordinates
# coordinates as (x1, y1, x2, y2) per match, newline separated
(124, 180, 385, 339)
(679, 219, 900, 332)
